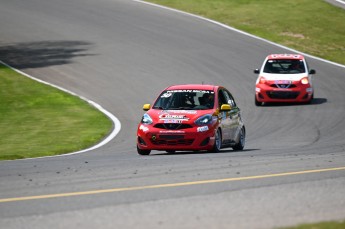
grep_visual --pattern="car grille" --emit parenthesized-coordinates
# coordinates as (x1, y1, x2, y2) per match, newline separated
(266, 91, 299, 99)
(151, 137, 194, 146)
(270, 84, 297, 89)
(154, 123, 193, 130)
(159, 135, 184, 139)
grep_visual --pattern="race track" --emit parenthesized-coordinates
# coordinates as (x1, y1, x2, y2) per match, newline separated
(0, 0, 345, 228)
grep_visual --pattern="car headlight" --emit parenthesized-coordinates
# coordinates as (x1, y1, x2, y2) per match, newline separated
(301, 77, 309, 85)
(141, 113, 153, 124)
(259, 76, 267, 84)
(195, 114, 213, 126)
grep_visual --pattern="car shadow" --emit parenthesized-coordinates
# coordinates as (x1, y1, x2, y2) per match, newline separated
(0, 40, 95, 69)
(151, 148, 260, 156)
(310, 98, 327, 105)
(260, 98, 327, 107)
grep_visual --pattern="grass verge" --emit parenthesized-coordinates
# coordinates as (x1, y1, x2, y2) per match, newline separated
(280, 220, 345, 229)
(0, 63, 113, 160)
(146, 0, 345, 65)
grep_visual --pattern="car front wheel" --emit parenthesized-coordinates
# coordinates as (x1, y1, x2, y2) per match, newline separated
(137, 145, 151, 155)
(211, 128, 222, 153)
(307, 93, 314, 104)
(255, 96, 263, 106)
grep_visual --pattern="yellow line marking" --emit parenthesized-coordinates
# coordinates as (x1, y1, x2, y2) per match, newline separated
(1, 166, 344, 203)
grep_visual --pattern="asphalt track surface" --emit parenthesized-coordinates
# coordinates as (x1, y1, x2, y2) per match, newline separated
(325, 0, 345, 9)
(1, 0, 345, 228)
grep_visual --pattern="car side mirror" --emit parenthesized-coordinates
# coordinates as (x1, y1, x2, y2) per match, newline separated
(143, 104, 151, 111)
(254, 69, 260, 74)
(309, 69, 316, 74)
(220, 104, 231, 111)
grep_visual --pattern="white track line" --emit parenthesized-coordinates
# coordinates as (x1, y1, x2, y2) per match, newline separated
(0, 60, 121, 160)
(134, 0, 345, 69)
(335, 0, 345, 5)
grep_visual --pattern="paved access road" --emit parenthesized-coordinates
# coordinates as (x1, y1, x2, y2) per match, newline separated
(0, 0, 345, 228)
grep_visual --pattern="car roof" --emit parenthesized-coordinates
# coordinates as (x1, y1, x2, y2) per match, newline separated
(267, 54, 305, 60)
(165, 84, 219, 91)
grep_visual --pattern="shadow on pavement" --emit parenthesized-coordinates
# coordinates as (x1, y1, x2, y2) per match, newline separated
(259, 98, 327, 107)
(0, 40, 94, 69)
(151, 148, 260, 156)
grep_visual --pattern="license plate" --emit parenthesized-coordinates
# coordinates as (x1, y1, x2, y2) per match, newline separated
(275, 80, 291, 84)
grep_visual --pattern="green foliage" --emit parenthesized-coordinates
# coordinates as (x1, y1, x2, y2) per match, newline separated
(280, 220, 345, 229)
(148, 0, 345, 65)
(0, 64, 112, 160)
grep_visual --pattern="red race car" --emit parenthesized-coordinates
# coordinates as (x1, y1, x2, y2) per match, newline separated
(136, 84, 245, 155)
(254, 54, 316, 106)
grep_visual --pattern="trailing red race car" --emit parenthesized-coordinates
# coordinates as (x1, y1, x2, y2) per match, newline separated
(254, 54, 316, 106)
(136, 84, 245, 155)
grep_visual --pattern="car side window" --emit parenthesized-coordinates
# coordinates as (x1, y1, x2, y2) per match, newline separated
(222, 90, 236, 107)
(226, 91, 237, 107)
(218, 90, 228, 108)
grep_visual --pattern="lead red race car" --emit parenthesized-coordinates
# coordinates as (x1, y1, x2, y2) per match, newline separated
(254, 54, 316, 106)
(136, 84, 245, 155)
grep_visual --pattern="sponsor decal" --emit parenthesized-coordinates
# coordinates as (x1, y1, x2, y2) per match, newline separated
(275, 80, 292, 89)
(164, 119, 183, 124)
(270, 54, 302, 59)
(161, 92, 172, 98)
(159, 114, 189, 121)
(197, 126, 209, 132)
(273, 88, 292, 91)
(159, 130, 185, 134)
(166, 110, 197, 114)
(275, 80, 291, 84)
(139, 125, 149, 132)
(166, 90, 215, 94)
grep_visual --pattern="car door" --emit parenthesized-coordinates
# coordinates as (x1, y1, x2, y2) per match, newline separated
(222, 89, 241, 142)
(217, 89, 231, 143)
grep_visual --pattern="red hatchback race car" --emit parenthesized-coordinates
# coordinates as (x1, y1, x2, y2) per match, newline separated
(254, 54, 316, 106)
(136, 84, 245, 155)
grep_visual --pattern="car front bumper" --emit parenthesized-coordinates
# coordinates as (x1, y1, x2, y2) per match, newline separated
(137, 124, 217, 151)
(255, 84, 313, 103)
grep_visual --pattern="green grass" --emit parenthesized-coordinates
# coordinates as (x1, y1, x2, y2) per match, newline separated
(0, 63, 113, 160)
(147, 0, 345, 65)
(280, 220, 345, 229)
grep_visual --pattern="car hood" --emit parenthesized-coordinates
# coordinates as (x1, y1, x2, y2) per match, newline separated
(147, 109, 213, 124)
(260, 73, 308, 81)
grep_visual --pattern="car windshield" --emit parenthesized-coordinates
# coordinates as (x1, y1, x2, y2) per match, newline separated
(153, 89, 215, 110)
(263, 59, 306, 74)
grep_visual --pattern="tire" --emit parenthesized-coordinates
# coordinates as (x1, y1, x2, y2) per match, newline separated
(307, 93, 314, 104)
(137, 145, 151, 155)
(166, 150, 175, 154)
(233, 127, 245, 151)
(211, 129, 222, 153)
(255, 96, 263, 106)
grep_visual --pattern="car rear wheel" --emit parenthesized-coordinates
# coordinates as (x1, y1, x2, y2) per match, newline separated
(137, 145, 151, 155)
(233, 127, 245, 151)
